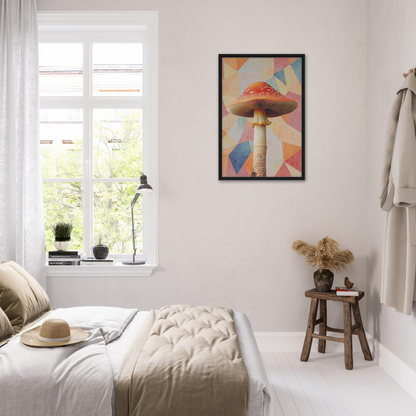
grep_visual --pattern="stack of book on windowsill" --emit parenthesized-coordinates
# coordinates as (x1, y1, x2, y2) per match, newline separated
(48, 250, 83, 266)
(80, 257, 114, 267)
(335, 286, 360, 296)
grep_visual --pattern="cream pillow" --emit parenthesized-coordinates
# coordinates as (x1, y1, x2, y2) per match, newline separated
(0, 307, 13, 346)
(0, 261, 51, 333)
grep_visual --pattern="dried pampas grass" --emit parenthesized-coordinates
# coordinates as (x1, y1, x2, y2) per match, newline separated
(292, 236, 354, 272)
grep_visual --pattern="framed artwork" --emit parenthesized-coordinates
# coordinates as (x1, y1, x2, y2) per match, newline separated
(219, 54, 305, 180)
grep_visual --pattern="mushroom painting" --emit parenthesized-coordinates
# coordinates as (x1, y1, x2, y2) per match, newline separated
(220, 55, 304, 179)
(227, 81, 297, 177)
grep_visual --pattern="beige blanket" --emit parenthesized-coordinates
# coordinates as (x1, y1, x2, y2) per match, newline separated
(116, 305, 249, 416)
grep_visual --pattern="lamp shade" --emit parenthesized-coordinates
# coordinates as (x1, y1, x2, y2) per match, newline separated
(136, 173, 153, 194)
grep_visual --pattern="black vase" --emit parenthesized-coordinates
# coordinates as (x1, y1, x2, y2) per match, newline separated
(93, 245, 109, 260)
(313, 269, 334, 292)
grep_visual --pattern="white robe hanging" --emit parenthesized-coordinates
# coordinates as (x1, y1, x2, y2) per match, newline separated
(380, 74, 416, 315)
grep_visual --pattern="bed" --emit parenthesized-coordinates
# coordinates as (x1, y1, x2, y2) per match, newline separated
(0, 261, 272, 416)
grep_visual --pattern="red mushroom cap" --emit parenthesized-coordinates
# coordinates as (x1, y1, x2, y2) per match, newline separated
(226, 81, 298, 118)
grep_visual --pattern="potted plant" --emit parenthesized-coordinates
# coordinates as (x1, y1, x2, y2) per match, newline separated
(93, 233, 109, 260)
(52, 222, 73, 251)
(292, 236, 354, 292)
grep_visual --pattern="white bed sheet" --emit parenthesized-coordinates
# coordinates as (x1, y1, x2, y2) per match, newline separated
(107, 310, 273, 416)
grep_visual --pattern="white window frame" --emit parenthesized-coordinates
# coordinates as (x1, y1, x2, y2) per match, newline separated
(38, 12, 158, 277)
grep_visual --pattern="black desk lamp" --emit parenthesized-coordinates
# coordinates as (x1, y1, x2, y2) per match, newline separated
(123, 173, 153, 265)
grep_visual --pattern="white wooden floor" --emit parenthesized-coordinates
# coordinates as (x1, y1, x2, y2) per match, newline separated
(261, 351, 416, 416)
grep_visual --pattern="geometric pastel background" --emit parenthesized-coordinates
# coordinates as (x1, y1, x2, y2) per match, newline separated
(221, 56, 303, 177)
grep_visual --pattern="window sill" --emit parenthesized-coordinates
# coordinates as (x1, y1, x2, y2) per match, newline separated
(45, 263, 157, 277)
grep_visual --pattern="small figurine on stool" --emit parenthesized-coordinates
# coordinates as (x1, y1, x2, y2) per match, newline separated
(344, 277, 354, 289)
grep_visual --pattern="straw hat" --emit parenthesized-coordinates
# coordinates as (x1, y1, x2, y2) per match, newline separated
(21, 318, 88, 347)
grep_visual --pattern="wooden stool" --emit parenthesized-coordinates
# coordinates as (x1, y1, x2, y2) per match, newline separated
(300, 289, 372, 370)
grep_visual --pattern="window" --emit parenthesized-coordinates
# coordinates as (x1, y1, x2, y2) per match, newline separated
(38, 12, 158, 270)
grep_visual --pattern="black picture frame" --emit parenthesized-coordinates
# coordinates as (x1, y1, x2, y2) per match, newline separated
(219, 54, 305, 180)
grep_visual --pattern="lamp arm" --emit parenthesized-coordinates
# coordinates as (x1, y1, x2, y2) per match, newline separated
(130, 194, 141, 263)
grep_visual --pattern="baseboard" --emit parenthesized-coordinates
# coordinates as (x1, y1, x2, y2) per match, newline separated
(254, 331, 416, 402)
(366, 334, 416, 402)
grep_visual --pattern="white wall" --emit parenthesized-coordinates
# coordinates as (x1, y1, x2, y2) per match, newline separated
(38, 0, 368, 332)
(367, 0, 416, 372)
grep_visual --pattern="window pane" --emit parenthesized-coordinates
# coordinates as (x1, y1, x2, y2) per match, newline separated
(93, 43, 143, 96)
(40, 109, 83, 178)
(39, 44, 83, 96)
(43, 182, 83, 251)
(93, 182, 142, 254)
(93, 109, 143, 178)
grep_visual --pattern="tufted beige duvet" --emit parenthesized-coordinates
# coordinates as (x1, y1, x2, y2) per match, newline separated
(115, 305, 249, 416)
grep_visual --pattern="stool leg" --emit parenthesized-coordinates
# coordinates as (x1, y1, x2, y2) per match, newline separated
(318, 299, 327, 353)
(352, 303, 372, 361)
(301, 298, 318, 362)
(343, 302, 353, 370)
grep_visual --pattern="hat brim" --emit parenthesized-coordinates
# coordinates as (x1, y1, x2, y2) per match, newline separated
(20, 326, 89, 348)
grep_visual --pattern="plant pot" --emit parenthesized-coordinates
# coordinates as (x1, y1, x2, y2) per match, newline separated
(93, 245, 109, 260)
(54, 241, 71, 251)
(313, 269, 334, 292)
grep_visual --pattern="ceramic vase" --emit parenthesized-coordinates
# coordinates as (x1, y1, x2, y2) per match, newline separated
(313, 269, 334, 292)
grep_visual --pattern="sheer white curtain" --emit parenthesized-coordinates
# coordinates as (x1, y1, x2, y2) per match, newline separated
(0, 0, 45, 285)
